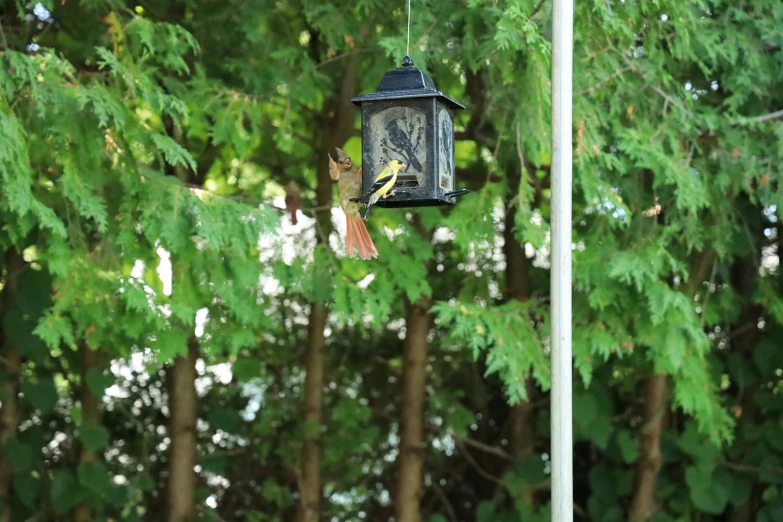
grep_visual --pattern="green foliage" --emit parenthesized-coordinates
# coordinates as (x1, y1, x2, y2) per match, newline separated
(13, 473, 41, 509)
(77, 461, 112, 496)
(574, 383, 615, 449)
(50, 469, 86, 513)
(78, 424, 110, 452)
(85, 367, 113, 397)
(616, 430, 640, 464)
(20, 379, 58, 413)
(435, 300, 550, 402)
(5, 439, 34, 473)
(685, 466, 733, 514)
(1, 0, 782, 521)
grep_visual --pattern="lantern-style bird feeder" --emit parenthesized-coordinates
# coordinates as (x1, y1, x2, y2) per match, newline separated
(351, 56, 468, 208)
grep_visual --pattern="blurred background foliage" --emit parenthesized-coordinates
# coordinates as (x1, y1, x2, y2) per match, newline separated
(0, 0, 782, 521)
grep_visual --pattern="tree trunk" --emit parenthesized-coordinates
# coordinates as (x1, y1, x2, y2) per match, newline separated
(295, 28, 363, 522)
(0, 250, 23, 522)
(508, 393, 535, 505)
(728, 489, 754, 522)
(297, 304, 327, 522)
(627, 167, 666, 520)
(628, 250, 714, 521)
(728, 248, 763, 522)
(504, 188, 531, 305)
(627, 374, 667, 522)
(295, 116, 335, 522)
(167, 338, 199, 522)
(503, 170, 536, 507)
(395, 297, 433, 522)
(73, 344, 102, 522)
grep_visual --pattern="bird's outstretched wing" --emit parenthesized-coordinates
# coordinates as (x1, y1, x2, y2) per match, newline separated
(328, 154, 341, 181)
(349, 174, 394, 203)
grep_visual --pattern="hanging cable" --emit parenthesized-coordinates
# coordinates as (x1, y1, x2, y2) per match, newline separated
(406, 0, 412, 56)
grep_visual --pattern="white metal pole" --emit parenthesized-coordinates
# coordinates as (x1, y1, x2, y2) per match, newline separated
(550, 0, 574, 518)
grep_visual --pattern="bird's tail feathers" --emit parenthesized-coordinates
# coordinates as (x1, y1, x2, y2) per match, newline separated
(345, 214, 356, 258)
(346, 214, 377, 260)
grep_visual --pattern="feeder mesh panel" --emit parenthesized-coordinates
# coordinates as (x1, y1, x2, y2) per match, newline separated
(369, 106, 427, 187)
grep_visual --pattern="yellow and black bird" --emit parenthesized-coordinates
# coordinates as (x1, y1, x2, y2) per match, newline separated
(351, 159, 406, 220)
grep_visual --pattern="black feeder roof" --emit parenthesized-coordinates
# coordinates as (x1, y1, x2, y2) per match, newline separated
(351, 56, 465, 110)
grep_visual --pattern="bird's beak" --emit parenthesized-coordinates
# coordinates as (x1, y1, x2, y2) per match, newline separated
(400, 163, 406, 169)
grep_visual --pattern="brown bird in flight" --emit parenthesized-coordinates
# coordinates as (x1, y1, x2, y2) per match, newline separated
(284, 180, 302, 225)
(328, 148, 378, 260)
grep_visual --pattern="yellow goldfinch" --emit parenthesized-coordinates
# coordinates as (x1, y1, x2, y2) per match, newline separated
(353, 159, 405, 220)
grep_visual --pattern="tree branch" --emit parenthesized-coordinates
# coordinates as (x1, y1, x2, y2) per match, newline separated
(578, 66, 633, 95)
(430, 481, 459, 522)
(454, 439, 507, 485)
(530, 0, 548, 18)
(452, 435, 512, 461)
(721, 460, 783, 475)
(0, 19, 8, 50)
(315, 47, 381, 69)
(129, 158, 333, 214)
(455, 167, 501, 184)
(743, 109, 783, 123)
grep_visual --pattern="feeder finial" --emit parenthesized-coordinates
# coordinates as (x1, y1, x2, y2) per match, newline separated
(401, 55, 414, 67)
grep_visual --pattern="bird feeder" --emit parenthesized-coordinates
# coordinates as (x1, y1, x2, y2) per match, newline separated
(351, 56, 468, 208)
